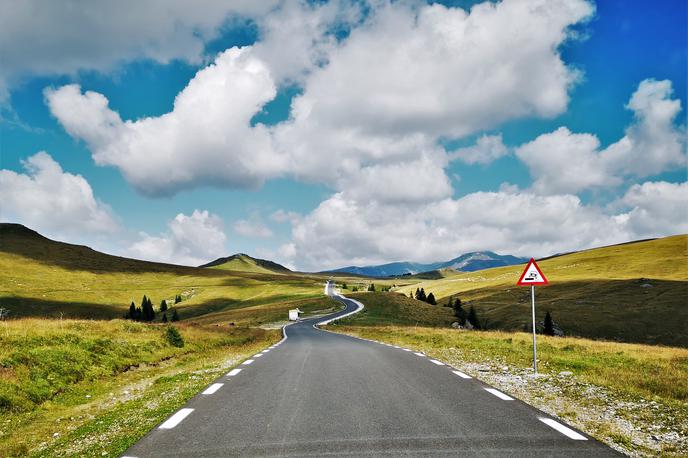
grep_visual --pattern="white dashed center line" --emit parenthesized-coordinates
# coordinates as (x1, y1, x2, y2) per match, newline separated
(403, 348, 412, 352)
(202, 383, 223, 395)
(227, 368, 242, 376)
(539, 418, 588, 440)
(452, 370, 472, 379)
(242, 359, 254, 365)
(429, 359, 445, 366)
(484, 388, 514, 400)
(254, 354, 263, 358)
(159, 408, 194, 429)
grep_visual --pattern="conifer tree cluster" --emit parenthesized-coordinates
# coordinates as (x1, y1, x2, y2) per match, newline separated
(448, 296, 480, 329)
(413, 288, 437, 305)
(125, 295, 180, 322)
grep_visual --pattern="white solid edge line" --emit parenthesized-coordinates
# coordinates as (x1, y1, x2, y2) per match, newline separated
(227, 368, 242, 376)
(414, 352, 425, 357)
(539, 418, 588, 440)
(242, 359, 254, 365)
(202, 383, 223, 395)
(403, 348, 412, 352)
(430, 359, 445, 366)
(484, 388, 514, 400)
(452, 370, 472, 379)
(159, 408, 194, 429)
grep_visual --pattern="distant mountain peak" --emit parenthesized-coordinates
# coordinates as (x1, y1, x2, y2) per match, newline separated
(327, 251, 527, 277)
(199, 253, 291, 273)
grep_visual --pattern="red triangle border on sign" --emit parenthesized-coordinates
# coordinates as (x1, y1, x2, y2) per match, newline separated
(516, 258, 549, 286)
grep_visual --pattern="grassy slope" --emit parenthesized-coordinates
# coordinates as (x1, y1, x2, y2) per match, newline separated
(0, 224, 323, 320)
(0, 319, 279, 457)
(396, 235, 688, 346)
(206, 254, 288, 275)
(337, 291, 454, 327)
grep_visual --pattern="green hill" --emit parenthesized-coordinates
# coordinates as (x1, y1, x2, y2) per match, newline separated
(200, 253, 291, 274)
(0, 223, 321, 320)
(396, 235, 688, 346)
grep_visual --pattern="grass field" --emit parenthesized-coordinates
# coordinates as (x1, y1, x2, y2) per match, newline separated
(0, 224, 325, 321)
(337, 291, 454, 327)
(0, 318, 279, 457)
(395, 235, 688, 346)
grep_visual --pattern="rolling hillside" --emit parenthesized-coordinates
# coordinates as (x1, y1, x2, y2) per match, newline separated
(0, 224, 322, 320)
(396, 235, 688, 346)
(200, 253, 291, 274)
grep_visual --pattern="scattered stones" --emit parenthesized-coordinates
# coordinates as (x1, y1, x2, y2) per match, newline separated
(559, 371, 573, 376)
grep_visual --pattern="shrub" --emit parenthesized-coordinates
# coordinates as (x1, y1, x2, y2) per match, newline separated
(165, 326, 184, 348)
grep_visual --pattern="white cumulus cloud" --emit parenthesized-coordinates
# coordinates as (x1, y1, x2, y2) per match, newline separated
(233, 218, 273, 238)
(45, 47, 281, 196)
(0, 0, 280, 101)
(127, 210, 226, 266)
(0, 151, 118, 239)
(450, 134, 509, 165)
(516, 79, 686, 195)
(616, 181, 688, 237)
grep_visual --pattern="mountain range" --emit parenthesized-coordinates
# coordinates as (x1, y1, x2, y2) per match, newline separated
(327, 251, 528, 277)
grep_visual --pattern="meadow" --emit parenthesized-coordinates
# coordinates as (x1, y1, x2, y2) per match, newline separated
(0, 319, 279, 457)
(394, 235, 688, 346)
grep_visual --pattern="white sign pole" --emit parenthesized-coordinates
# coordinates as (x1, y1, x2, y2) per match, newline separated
(531, 285, 537, 374)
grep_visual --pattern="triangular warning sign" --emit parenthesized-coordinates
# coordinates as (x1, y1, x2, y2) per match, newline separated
(517, 258, 548, 286)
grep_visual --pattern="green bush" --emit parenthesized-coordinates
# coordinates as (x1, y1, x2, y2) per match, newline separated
(165, 326, 184, 348)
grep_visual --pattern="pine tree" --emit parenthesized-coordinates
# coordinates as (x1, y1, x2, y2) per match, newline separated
(415, 288, 421, 300)
(342, 283, 348, 289)
(368, 283, 376, 292)
(453, 298, 466, 325)
(162, 313, 168, 323)
(467, 306, 481, 330)
(418, 288, 427, 302)
(142, 297, 155, 322)
(160, 299, 168, 313)
(134, 307, 142, 321)
(170, 308, 179, 322)
(128, 302, 136, 320)
(427, 292, 437, 305)
(543, 311, 555, 336)
(445, 296, 454, 307)
(175, 295, 182, 304)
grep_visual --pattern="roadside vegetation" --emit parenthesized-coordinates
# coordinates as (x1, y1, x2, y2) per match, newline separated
(0, 318, 278, 457)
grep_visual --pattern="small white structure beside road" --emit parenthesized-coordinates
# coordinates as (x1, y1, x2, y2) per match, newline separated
(288, 308, 302, 321)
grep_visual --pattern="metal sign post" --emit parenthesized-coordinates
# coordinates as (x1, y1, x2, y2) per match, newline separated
(517, 258, 548, 375)
(530, 285, 537, 373)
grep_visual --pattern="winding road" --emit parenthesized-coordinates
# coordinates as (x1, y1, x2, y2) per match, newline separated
(123, 281, 618, 457)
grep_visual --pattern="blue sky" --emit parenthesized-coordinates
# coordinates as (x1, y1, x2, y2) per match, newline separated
(1, 0, 686, 270)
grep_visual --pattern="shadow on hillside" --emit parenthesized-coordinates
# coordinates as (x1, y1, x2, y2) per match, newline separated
(0, 223, 230, 275)
(0, 296, 125, 320)
(464, 278, 688, 348)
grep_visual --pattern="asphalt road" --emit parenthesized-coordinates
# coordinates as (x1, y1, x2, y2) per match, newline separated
(123, 282, 619, 457)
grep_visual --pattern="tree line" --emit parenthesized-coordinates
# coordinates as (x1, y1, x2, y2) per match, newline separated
(125, 294, 181, 322)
